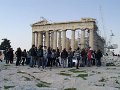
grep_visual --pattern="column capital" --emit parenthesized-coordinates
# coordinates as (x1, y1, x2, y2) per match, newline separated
(62, 29, 67, 31)
(37, 31, 43, 33)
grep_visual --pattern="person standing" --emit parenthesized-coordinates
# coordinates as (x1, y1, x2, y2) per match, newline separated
(21, 49, 27, 66)
(68, 48, 73, 68)
(15, 48, 22, 66)
(29, 45, 37, 67)
(96, 49, 103, 66)
(47, 47, 52, 69)
(43, 46, 48, 68)
(56, 48, 61, 67)
(61, 48, 68, 68)
(8, 48, 14, 64)
(75, 47, 81, 69)
(87, 50, 93, 67)
(37, 45, 43, 68)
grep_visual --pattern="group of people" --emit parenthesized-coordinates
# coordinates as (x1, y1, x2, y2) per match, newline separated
(1, 45, 103, 69)
(2, 48, 14, 64)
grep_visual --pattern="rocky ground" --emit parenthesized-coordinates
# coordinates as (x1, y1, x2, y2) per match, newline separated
(0, 59, 120, 90)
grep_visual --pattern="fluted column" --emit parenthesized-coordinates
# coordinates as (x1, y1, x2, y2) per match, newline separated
(81, 30, 85, 49)
(50, 32, 53, 49)
(35, 32, 38, 47)
(58, 31, 61, 51)
(62, 30, 66, 50)
(53, 30, 57, 50)
(71, 30, 75, 51)
(89, 29, 94, 50)
(45, 31, 50, 48)
(38, 32, 43, 47)
(32, 32, 35, 45)
(66, 38, 70, 51)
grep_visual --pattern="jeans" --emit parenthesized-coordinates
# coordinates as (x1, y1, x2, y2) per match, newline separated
(68, 57, 73, 68)
(62, 58, 67, 68)
(30, 56, 36, 67)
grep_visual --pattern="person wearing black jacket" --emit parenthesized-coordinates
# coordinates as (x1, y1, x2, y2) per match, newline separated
(56, 48, 61, 67)
(21, 49, 27, 66)
(96, 49, 103, 66)
(68, 48, 73, 68)
(61, 48, 68, 68)
(37, 45, 43, 68)
(15, 47, 22, 66)
(29, 45, 37, 67)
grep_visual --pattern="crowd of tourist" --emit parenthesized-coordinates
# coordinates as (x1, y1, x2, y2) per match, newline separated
(0, 45, 103, 69)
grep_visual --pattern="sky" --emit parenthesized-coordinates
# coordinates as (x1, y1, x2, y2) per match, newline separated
(0, 0, 120, 53)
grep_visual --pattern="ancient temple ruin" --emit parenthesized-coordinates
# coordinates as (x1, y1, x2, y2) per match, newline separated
(31, 18, 105, 52)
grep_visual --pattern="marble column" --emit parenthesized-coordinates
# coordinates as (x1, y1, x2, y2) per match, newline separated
(38, 32, 43, 47)
(32, 32, 35, 45)
(66, 38, 70, 51)
(50, 32, 53, 49)
(71, 30, 75, 51)
(35, 32, 38, 47)
(81, 30, 85, 49)
(62, 30, 66, 50)
(45, 31, 50, 48)
(58, 31, 61, 51)
(89, 29, 94, 50)
(53, 31, 57, 50)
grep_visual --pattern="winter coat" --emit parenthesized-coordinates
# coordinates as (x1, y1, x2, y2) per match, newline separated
(61, 51, 68, 58)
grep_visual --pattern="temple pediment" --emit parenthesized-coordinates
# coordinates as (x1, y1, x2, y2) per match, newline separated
(32, 20, 48, 26)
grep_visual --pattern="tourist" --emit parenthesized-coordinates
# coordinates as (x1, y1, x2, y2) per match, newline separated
(47, 47, 52, 68)
(25, 51, 31, 65)
(92, 50, 96, 66)
(81, 48, 87, 67)
(43, 46, 48, 68)
(61, 48, 68, 68)
(56, 48, 61, 67)
(8, 48, 14, 64)
(87, 50, 93, 67)
(4, 49, 10, 64)
(96, 49, 103, 66)
(15, 47, 22, 66)
(29, 45, 37, 67)
(37, 45, 43, 68)
(51, 49, 56, 66)
(68, 47, 73, 68)
(75, 47, 81, 69)
(21, 49, 27, 66)
(3, 49, 8, 62)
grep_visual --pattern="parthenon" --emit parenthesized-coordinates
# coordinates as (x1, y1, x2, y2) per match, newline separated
(31, 18, 105, 52)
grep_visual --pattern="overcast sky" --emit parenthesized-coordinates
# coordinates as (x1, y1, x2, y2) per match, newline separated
(0, 0, 120, 53)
